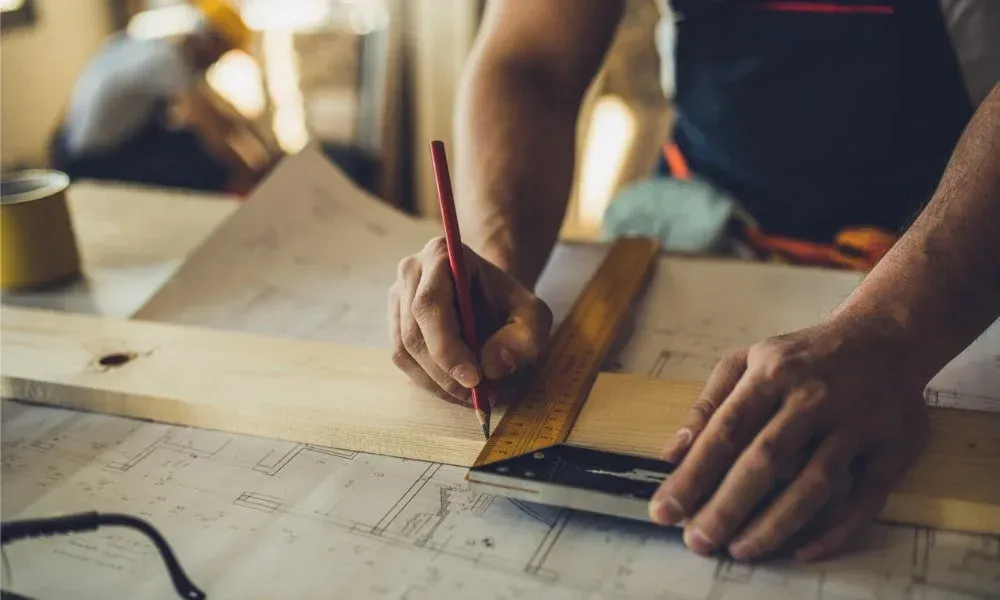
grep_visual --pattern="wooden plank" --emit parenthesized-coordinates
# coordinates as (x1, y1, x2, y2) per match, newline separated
(570, 373, 1000, 535)
(3, 307, 999, 534)
(0, 307, 500, 467)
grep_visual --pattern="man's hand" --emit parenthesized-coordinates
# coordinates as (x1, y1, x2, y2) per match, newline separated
(388, 237, 553, 405)
(648, 317, 931, 562)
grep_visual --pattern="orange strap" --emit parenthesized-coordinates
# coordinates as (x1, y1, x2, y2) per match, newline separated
(661, 143, 896, 270)
(662, 142, 691, 180)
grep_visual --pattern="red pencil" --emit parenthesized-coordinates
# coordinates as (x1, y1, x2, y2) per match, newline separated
(429, 140, 491, 439)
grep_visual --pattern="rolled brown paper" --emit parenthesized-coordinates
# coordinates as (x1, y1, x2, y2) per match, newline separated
(0, 170, 81, 290)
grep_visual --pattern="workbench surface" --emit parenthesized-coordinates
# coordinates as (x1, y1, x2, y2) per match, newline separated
(1, 180, 238, 317)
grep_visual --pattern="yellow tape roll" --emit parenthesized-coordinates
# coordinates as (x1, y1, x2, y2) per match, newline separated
(0, 170, 81, 290)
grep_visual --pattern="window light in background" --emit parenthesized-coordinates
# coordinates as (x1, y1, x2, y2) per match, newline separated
(264, 30, 309, 153)
(344, 0, 389, 35)
(577, 95, 636, 229)
(0, 0, 24, 11)
(128, 4, 265, 122)
(127, 3, 202, 39)
(124, 0, 391, 155)
(241, 0, 331, 32)
(206, 51, 266, 119)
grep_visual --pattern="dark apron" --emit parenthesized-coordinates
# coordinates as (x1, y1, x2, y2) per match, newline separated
(51, 99, 230, 193)
(666, 0, 973, 242)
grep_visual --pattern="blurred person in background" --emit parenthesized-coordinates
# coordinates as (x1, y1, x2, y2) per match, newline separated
(50, 0, 272, 194)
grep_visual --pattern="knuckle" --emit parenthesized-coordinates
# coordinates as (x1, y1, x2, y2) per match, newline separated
(718, 350, 747, 373)
(763, 355, 791, 382)
(705, 425, 738, 456)
(746, 437, 781, 478)
(396, 256, 419, 280)
(715, 407, 742, 442)
(390, 344, 410, 370)
(399, 323, 426, 354)
(690, 397, 717, 424)
(752, 340, 803, 382)
(793, 380, 829, 413)
(423, 236, 449, 257)
(802, 464, 836, 497)
(410, 289, 439, 322)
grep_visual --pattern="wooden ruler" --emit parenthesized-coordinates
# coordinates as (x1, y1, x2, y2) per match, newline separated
(472, 237, 660, 467)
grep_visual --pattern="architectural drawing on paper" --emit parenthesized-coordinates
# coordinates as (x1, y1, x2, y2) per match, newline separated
(3, 400, 999, 600)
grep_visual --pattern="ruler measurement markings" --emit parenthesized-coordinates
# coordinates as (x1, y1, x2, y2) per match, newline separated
(474, 238, 660, 466)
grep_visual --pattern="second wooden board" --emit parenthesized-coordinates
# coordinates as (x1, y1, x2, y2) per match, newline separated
(570, 373, 1000, 535)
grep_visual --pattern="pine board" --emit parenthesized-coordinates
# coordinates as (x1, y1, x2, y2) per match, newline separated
(2, 307, 998, 534)
(0, 306, 499, 467)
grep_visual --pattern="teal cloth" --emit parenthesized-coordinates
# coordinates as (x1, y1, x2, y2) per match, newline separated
(601, 176, 750, 254)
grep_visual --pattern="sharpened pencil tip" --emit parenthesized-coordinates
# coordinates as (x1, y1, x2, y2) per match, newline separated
(474, 407, 491, 439)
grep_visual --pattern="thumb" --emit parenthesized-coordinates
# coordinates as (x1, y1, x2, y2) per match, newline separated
(479, 296, 552, 380)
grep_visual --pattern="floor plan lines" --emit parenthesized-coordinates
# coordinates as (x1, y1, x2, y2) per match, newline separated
(4, 399, 1000, 599)
(233, 491, 282, 513)
(525, 510, 571, 578)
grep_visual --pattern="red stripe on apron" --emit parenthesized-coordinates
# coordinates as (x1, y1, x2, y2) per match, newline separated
(749, 2, 894, 14)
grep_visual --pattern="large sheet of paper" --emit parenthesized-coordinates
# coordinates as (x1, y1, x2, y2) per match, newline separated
(3, 148, 999, 599)
(608, 254, 1000, 412)
(134, 144, 441, 346)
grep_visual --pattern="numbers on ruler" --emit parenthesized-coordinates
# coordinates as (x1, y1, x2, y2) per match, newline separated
(475, 239, 660, 466)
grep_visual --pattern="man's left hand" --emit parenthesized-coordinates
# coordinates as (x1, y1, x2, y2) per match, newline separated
(648, 317, 931, 562)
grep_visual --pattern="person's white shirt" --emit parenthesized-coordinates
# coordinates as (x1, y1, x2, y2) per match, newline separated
(63, 33, 197, 157)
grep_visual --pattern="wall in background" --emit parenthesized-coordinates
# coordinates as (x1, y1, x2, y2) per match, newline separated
(1, 0, 113, 168)
(404, 0, 481, 218)
(561, 0, 671, 242)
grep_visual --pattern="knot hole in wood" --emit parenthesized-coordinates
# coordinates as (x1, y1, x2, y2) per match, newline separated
(99, 352, 136, 367)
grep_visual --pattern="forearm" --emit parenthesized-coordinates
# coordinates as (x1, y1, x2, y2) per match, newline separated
(836, 82, 1000, 377)
(453, 60, 581, 288)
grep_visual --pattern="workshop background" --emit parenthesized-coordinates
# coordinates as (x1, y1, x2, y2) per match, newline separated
(0, 0, 670, 243)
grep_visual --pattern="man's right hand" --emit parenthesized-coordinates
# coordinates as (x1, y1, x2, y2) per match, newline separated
(388, 237, 553, 405)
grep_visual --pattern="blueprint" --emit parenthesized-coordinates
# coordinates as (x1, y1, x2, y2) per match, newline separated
(4, 400, 1000, 599)
(3, 148, 1000, 598)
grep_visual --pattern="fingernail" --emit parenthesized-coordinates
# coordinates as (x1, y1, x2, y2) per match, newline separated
(451, 364, 479, 388)
(795, 542, 825, 562)
(684, 527, 715, 555)
(648, 492, 685, 525)
(665, 429, 692, 460)
(728, 539, 757, 561)
(499, 347, 517, 374)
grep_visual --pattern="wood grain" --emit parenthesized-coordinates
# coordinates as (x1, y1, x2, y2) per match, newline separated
(3, 307, 998, 534)
(0, 306, 500, 467)
(570, 373, 1000, 535)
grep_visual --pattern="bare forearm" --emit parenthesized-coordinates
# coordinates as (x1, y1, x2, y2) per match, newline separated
(837, 82, 1000, 377)
(453, 61, 581, 288)
(450, 0, 623, 288)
